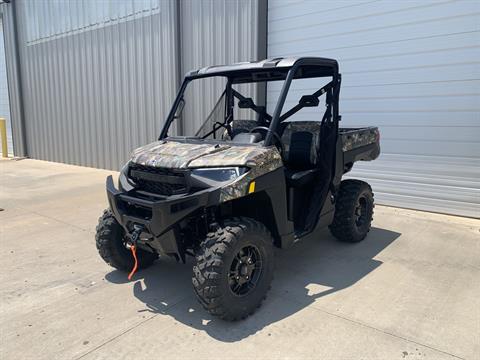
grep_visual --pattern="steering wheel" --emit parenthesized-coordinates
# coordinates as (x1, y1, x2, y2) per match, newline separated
(210, 121, 232, 139)
(250, 126, 285, 156)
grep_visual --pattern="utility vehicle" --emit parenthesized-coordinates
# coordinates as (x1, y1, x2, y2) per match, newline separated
(96, 57, 380, 320)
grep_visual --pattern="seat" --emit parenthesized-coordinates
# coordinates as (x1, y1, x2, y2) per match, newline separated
(229, 120, 258, 137)
(281, 122, 322, 187)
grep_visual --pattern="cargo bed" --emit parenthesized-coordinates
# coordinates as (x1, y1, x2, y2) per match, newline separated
(340, 126, 380, 173)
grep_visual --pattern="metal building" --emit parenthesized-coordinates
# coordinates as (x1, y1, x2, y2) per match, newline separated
(1, 0, 478, 218)
(0, 0, 265, 170)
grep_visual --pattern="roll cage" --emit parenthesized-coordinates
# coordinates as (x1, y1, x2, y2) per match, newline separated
(159, 57, 342, 146)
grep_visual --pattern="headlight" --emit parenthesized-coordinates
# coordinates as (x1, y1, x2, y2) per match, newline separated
(191, 167, 248, 182)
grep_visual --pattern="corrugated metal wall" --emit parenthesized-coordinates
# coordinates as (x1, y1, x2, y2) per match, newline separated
(268, 0, 480, 218)
(13, 0, 178, 170)
(3, 0, 263, 170)
(0, 17, 14, 155)
(1, 2, 26, 156)
(180, 0, 265, 135)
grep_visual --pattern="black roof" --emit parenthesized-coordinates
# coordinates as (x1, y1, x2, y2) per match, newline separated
(185, 57, 339, 83)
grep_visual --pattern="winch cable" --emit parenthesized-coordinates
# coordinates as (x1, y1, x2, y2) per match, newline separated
(127, 225, 144, 281)
(128, 246, 138, 281)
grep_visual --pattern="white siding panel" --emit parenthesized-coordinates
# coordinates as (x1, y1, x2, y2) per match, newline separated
(268, 0, 480, 218)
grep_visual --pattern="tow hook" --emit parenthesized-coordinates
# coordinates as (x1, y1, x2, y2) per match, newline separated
(127, 225, 144, 281)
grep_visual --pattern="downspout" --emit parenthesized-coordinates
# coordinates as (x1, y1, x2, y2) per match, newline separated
(256, 0, 268, 108)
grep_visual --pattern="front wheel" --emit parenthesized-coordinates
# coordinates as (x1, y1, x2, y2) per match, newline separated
(192, 217, 274, 321)
(329, 180, 374, 243)
(95, 209, 157, 271)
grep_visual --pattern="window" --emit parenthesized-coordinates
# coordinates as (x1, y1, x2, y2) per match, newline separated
(24, 0, 160, 44)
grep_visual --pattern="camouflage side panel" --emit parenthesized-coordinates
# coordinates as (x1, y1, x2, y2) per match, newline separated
(213, 147, 283, 203)
(341, 127, 379, 152)
(130, 140, 230, 168)
(281, 121, 322, 164)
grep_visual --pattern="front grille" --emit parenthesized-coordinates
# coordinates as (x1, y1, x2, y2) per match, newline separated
(128, 163, 188, 196)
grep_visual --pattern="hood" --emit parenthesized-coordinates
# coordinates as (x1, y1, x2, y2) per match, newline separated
(130, 140, 283, 170)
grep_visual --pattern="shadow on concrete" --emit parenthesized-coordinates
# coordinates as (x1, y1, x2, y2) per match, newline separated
(106, 226, 400, 342)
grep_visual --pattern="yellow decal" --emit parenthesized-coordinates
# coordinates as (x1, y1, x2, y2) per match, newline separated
(248, 181, 256, 194)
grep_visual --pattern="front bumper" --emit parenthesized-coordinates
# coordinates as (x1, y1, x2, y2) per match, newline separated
(106, 175, 220, 256)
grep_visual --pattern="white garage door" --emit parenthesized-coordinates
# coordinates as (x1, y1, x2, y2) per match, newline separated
(268, 0, 480, 218)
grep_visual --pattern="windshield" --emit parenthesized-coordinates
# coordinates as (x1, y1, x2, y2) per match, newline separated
(164, 76, 273, 141)
(160, 67, 337, 146)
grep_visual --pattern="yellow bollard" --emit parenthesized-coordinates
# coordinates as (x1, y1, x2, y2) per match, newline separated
(0, 118, 7, 157)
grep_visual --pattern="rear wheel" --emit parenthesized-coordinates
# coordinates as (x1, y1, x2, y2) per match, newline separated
(192, 217, 274, 321)
(95, 209, 157, 271)
(329, 180, 374, 242)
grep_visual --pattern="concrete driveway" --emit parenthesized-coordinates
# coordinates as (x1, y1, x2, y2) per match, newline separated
(1, 159, 479, 360)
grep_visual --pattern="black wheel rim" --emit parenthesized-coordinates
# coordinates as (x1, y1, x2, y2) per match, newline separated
(354, 196, 369, 231)
(228, 245, 263, 296)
